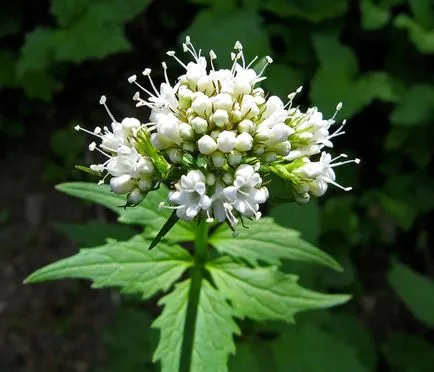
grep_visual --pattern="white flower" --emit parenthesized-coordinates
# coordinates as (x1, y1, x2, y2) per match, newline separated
(223, 164, 268, 220)
(168, 170, 211, 220)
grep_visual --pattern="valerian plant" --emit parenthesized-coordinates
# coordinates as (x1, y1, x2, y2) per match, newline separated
(25, 37, 359, 372)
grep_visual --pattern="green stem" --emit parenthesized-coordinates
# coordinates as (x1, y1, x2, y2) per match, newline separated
(179, 219, 209, 372)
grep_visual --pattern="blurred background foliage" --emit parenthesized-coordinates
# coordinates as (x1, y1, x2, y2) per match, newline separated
(1, 0, 434, 371)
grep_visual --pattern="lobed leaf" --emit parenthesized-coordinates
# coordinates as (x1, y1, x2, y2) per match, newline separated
(56, 182, 195, 242)
(25, 235, 192, 300)
(207, 257, 350, 322)
(209, 218, 342, 271)
(152, 279, 240, 372)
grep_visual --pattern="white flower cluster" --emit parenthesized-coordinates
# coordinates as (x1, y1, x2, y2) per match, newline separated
(76, 36, 358, 229)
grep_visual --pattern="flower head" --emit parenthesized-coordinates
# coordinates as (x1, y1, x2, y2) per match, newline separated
(75, 36, 359, 230)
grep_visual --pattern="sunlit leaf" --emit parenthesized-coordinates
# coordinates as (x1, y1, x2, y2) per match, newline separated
(209, 218, 342, 271)
(25, 235, 192, 300)
(152, 279, 240, 372)
(207, 257, 350, 322)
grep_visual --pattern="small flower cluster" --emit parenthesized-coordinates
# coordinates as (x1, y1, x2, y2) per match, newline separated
(76, 37, 359, 229)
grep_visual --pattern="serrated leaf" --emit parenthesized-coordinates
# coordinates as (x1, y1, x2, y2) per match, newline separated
(271, 324, 369, 372)
(207, 257, 350, 322)
(390, 84, 434, 125)
(55, 182, 195, 242)
(388, 260, 434, 327)
(55, 221, 136, 247)
(270, 200, 319, 244)
(184, 9, 270, 64)
(152, 279, 240, 372)
(312, 33, 358, 76)
(209, 218, 342, 271)
(25, 235, 192, 299)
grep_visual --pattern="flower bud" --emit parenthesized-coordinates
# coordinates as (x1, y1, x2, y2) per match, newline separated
(212, 152, 225, 167)
(217, 130, 236, 153)
(262, 152, 277, 163)
(190, 117, 208, 133)
(138, 178, 152, 191)
(211, 109, 229, 127)
(228, 151, 242, 166)
(222, 172, 234, 184)
(179, 123, 194, 140)
(182, 141, 195, 152)
(110, 175, 136, 194)
(134, 157, 154, 177)
(191, 93, 212, 117)
(128, 188, 145, 205)
(178, 86, 193, 109)
(237, 119, 254, 134)
(267, 123, 292, 145)
(240, 95, 259, 118)
(263, 96, 284, 118)
(198, 135, 218, 154)
(235, 132, 253, 151)
(212, 93, 233, 111)
(206, 173, 216, 186)
(166, 148, 182, 163)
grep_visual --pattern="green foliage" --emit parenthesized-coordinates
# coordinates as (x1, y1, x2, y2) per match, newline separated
(271, 324, 369, 372)
(207, 257, 350, 322)
(25, 235, 193, 299)
(209, 218, 341, 270)
(184, 9, 270, 62)
(56, 183, 195, 242)
(152, 279, 240, 372)
(388, 260, 434, 327)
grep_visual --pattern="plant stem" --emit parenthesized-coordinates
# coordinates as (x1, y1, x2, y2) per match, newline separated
(179, 219, 208, 372)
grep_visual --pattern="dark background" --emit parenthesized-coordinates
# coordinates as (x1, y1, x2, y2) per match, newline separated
(1, 0, 434, 371)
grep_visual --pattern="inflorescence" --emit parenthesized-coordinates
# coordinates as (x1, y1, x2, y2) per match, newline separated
(75, 36, 359, 230)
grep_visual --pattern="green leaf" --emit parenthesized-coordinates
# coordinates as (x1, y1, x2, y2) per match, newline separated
(209, 218, 342, 271)
(207, 257, 350, 322)
(394, 14, 434, 54)
(360, 0, 391, 30)
(184, 9, 271, 64)
(312, 33, 358, 76)
(25, 235, 192, 300)
(55, 221, 136, 247)
(17, 28, 55, 74)
(271, 324, 369, 372)
(390, 84, 434, 125)
(270, 200, 320, 244)
(383, 333, 434, 372)
(149, 211, 179, 250)
(263, 0, 349, 23)
(152, 279, 240, 372)
(387, 260, 434, 327)
(55, 182, 195, 242)
(51, 0, 90, 27)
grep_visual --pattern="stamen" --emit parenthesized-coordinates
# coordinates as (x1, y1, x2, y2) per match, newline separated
(166, 51, 188, 69)
(74, 125, 104, 139)
(99, 95, 118, 124)
(330, 158, 360, 167)
(246, 56, 258, 69)
(142, 68, 160, 96)
(209, 50, 217, 71)
(161, 62, 170, 85)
